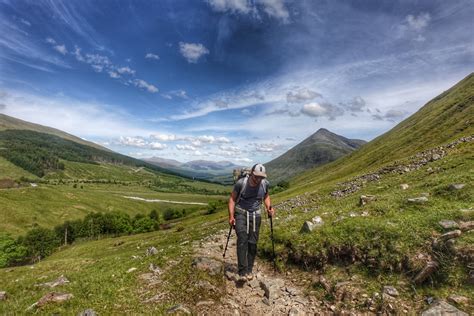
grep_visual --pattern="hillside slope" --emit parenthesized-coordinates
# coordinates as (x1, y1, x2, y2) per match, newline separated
(265, 128, 366, 184)
(289, 72, 474, 192)
(0, 114, 109, 151)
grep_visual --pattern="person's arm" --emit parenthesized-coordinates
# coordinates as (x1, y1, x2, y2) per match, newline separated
(228, 190, 237, 226)
(264, 193, 275, 217)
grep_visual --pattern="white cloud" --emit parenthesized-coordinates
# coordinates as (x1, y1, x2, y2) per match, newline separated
(259, 0, 290, 23)
(53, 44, 67, 55)
(301, 102, 327, 117)
(286, 88, 322, 103)
(179, 42, 210, 63)
(46, 37, 56, 45)
(145, 53, 160, 60)
(253, 142, 280, 152)
(207, 0, 253, 14)
(372, 109, 406, 122)
(149, 142, 167, 150)
(73, 46, 85, 62)
(406, 13, 431, 31)
(119, 136, 148, 148)
(108, 71, 120, 79)
(344, 96, 366, 112)
(91, 64, 104, 72)
(219, 145, 241, 152)
(161, 90, 189, 100)
(132, 79, 158, 93)
(117, 66, 136, 75)
(20, 18, 31, 27)
(176, 144, 197, 151)
(150, 134, 177, 141)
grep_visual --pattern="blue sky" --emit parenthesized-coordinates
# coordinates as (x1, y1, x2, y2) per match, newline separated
(0, 0, 473, 164)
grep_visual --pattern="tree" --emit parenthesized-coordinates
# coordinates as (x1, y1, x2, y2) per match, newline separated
(0, 234, 28, 267)
(21, 227, 60, 262)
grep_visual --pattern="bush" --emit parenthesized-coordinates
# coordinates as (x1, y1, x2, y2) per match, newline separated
(207, 201, 219, 214)
(21, 227, 60, 261)
(0, 234, 28, 267)
(133, 217, 155, 233)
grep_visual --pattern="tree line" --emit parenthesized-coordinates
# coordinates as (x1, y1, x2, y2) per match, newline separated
(0, 209, 164, 268)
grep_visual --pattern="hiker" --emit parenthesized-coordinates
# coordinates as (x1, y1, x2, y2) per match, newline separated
(228, 163, 275, 280)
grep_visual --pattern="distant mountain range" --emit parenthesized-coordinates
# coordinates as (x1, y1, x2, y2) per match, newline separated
(144, 157, 242, 184)
(265, 128, 366, 184)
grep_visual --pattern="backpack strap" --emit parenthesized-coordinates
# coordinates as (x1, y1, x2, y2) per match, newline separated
(236, 175, 249, 204)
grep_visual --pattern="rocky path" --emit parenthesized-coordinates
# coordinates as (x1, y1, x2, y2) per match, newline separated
(193, 228, 325, 315)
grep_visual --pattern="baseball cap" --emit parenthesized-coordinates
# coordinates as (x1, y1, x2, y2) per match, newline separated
(251, 163, 267, 178)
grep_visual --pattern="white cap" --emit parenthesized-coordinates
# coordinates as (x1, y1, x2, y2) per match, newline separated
(251, 163, 267, 178)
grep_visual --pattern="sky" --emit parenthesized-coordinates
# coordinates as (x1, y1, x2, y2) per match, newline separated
(0, 0, 473, 164)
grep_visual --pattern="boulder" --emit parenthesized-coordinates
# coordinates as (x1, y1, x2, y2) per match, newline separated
(383, 286, 399, 297)
(449, 184, 465, 190)
(260, 278, 284, 300)
(192, 257, 223, 276)
(288, 307, 306, 316)
(300, 221, 314, 233)
(438, 220, 459, 230)
(421, 300, 468, 316)
(311, 216, 323, 225)
(166, 304, 191, 315)
(0, 291, 6, 301)
(447, 295, 469, 306)
(407, 197, 428, 204)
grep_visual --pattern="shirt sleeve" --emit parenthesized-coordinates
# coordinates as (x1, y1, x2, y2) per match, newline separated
(232, 178, 243, 197)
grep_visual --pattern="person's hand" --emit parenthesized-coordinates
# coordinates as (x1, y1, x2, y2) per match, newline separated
(267, 207, 275, 218)
(229, 216, 235, 226)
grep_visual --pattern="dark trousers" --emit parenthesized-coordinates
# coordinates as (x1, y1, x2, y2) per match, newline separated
(235, 211, 261, 276)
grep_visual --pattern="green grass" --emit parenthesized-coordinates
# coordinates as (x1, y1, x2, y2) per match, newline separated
(0, 156, 37, 180)
(0, 183, 227, 236)
(0, 210, 228, 314)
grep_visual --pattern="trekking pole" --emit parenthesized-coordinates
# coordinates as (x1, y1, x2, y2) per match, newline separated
(269, 214, 276, 272)
(223, 225, 233, 258)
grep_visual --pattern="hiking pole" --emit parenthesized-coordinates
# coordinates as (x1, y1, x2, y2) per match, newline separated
(269, 214, 276, 272)
(223, 225, 233, 258)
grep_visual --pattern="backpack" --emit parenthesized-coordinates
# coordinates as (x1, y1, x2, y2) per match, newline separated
(232, 167, 252, 184)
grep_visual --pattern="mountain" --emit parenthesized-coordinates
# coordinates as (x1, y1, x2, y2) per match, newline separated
(144, 157, 242, 184)
(0, 114, 109, 151)
(144, 156, 183, 168)
(290, 72, 474, 191)
(265, 128, 366, 184)
(182, 160, 240, 171)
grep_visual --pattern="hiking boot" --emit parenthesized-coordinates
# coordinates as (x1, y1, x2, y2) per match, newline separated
(237, 274, 247, 283)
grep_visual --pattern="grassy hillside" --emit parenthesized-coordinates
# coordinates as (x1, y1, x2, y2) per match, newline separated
(266, 128, 366, 185)
(288, 73, 474, 194)
(0, 114, 109, 151)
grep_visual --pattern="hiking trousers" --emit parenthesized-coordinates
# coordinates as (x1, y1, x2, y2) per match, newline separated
(235, 208, 262, 276)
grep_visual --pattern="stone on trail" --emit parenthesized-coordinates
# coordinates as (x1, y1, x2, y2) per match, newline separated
(448, 295, 469, 306)
(40, 275, 70, 288)
(407, 197, 428, 204)
(146, 246, 159, 256)
(127, 267, 137, 273)
(260, 278, 284, 300)
(438, 230, 462, 242)
(311, 216, 323, 225)
(300, 221, 314, 233)
(149, 263, 162, 275)
(414, 260, 439, 284)
(288, 306, 306, 316)
(78, 309, 97, 316)
(383, 285, 399, 297)
(400, 184, 409, 190)
(449, 183, 465, 190)
(438, 220, 459, 230)
(359, 194, 376, 206)
(27, 292, 73, 310)
(0, 291, 6, 301)
(421, 300, 468, 316)
(459, 221, 474, 232)
(166, 304, 191, 315)
(192, 257, 223, 275)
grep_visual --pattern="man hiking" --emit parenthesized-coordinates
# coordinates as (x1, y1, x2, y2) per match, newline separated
(228, 163, 275, 280)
